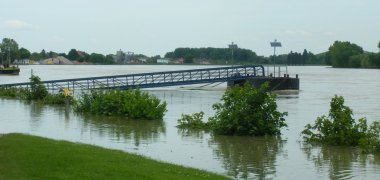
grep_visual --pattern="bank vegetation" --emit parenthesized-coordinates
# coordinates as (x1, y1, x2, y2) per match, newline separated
(0, 133, 229, 179)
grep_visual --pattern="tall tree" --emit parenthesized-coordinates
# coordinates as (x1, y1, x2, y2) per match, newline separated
(302, 49, 308, 65)
(47, 51, 58, 58)
(67, 49, 79, 60)
(326, 41, 363, 68)
(40, 49, 48, 59)
(18, 47, 31, 59)
(89, 53, 105, 64)
(0, 38, 19, 63)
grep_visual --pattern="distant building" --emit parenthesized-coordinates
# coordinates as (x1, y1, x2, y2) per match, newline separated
(13, 59, 30, 65)
(138, 58, 147, 63)
(113, 49, 126, 63)
(112, 50, 135, 64)
(157, 59, 169, 64)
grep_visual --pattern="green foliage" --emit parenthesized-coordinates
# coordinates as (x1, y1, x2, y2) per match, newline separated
(208, 82, 287, 136)
(0, 38, 19, 62)
(177, 111, 208, 129)
(0, 133, 228, 180)
(67, 49, 79, 60)
(348, 54, 363, 68)
(302, 95, 380, 151)
(87, 53, 115, 64)
(358, 121, 380, 152)
(30, 49, 48, 61)
(0, 75, 71, 105)
(164, 47, 263, 64)
(74, 89, 167, 120)
(26, 75, 48, 101)
(184, 54, 194, 64)
(287, 49, 322, 65)
(18, 47, 31, 59)
(326, 41, 364, 68)
(369, 53, 380, 68)
(41, 92, 75, 105)
(0, 87, 22, 98)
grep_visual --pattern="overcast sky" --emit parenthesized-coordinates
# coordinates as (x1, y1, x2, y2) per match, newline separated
(1, 0, 379, 57)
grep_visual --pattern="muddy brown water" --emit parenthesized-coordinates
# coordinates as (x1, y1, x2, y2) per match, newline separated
(1, 65, 379, 179)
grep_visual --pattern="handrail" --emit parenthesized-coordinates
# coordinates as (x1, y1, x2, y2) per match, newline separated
(0, 65, 265, 91)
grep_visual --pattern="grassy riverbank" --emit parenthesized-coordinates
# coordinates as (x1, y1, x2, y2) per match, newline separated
(0, 133, 229, 180)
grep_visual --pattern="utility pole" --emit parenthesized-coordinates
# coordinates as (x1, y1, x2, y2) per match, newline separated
(0, 49, 3, 65)
(8, 47, 11, 65)
(228, 42, 238, 65)
(270, 39, 282, 77)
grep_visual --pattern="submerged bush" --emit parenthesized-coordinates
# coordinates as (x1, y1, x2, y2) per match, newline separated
(0, 87, 24, 98)
(0, 75, 71, 105)
(41, 91, 75, 105)
(74, 89, 167, 120)
(177, 82, 288, 136)
(26, 75, 48, 101)
(177, 111, 208, 129)
(208, 82, 287, 136)
(302, 95, 380, 151)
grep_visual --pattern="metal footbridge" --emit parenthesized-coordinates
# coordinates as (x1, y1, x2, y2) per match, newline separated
(0, 66, 265, 92)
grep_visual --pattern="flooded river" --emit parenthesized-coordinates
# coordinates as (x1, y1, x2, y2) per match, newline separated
(1, 65, 380, 179)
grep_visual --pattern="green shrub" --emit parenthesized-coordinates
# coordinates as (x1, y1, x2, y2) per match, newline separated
(0, 76, 72, 105)
(41, 92, 75, 105)
(208, 82, 287, 136)
(177, 111, 208, 129)
(302, 95, 380, 151)
(0, 87, 21, 98)
(177, 82, 287, 136)
(74, 89, 167, 120)
(26, 75, 48, 101)
(358, 121, 380, 152)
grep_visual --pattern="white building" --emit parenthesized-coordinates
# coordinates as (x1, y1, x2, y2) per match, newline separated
(13, 59, 30, 65)
(157, 59, 169, 64)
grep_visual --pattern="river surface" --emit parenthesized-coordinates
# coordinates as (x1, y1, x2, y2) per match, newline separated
(1, 65, 380, 179)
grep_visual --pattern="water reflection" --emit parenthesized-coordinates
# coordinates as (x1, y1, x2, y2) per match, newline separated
(177, 129, 209, 142)
(301, 143, 380, 179)
(79, 114, 166, 147)
(209, 135, 286, 180)
(29, 102, 46, 130)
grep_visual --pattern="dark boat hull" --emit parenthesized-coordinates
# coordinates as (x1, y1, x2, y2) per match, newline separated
(0, 68, 20, 75)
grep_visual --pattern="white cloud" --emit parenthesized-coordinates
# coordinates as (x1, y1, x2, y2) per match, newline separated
(4, 19, 34, 30)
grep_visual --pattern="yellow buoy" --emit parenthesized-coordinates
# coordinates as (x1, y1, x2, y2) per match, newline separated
(63, 88, 70, 97)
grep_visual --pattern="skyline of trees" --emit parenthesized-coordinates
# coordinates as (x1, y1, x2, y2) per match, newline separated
(1, 37, 379, 68)
(326, 41, 380, 68)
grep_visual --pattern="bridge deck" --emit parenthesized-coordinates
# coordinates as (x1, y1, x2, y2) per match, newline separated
(0, 65, 265, 92)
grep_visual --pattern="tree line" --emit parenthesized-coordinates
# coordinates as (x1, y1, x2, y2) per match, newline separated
(0, 38, 115, 64)
(2, 37, 380, 68)
(325, 41, 380, 68)
(286, 49, 325, 65)
(164, 47, 327, 65)
(164, 47, 267, 64)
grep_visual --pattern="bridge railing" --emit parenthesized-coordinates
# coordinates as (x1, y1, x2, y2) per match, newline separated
(264, 65, 288, 77)
(0, 65, 265, 93)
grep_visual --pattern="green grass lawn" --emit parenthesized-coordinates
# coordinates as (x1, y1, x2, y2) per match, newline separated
(0, 133, 229, 180)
